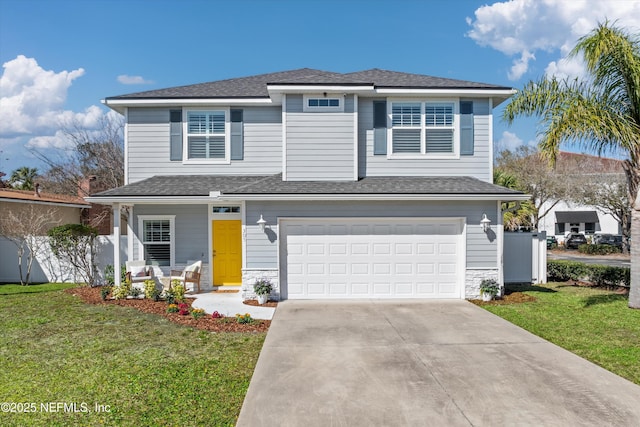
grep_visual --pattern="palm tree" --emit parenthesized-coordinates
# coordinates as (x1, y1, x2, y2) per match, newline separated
(503, 22, 640, 308)
(8, 166, 38, 191)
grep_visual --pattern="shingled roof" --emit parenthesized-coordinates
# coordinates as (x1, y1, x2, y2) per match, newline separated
(0, 188, 89, 206)
(91, 174, 524, 199)
(105, 68, 512, 100)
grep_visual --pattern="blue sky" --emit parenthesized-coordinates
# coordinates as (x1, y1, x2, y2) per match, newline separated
(1, 0, 639, 174)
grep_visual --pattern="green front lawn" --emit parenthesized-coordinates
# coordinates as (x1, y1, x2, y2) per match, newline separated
(481, 283, 640, 385)
(0, 284, 265, 426)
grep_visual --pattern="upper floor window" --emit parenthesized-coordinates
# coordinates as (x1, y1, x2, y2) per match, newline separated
(389, 101, 456, 157)
(186, 110, 228, 161)
(303, 95, 343, 112)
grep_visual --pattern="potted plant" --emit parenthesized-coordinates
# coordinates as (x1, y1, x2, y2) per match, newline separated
(479, 279, 500, 302)
(254, 278, 272, 304)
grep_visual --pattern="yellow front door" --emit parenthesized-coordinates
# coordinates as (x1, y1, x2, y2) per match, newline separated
(212, 220, 242, 286)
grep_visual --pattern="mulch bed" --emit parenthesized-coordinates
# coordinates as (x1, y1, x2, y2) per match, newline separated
(65, 287, 270, 333)
(470, 291, 537, 306)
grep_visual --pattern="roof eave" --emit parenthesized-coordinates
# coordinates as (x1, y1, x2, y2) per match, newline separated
(102, 97, 274, 114)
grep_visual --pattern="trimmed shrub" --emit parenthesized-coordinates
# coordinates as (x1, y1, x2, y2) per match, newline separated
(578, 244, 622, 255)
(547, 260, 629, 287)
(547, 260, 589, 282)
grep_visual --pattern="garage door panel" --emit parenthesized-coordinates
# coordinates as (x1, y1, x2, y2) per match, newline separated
(283, 219, 462, 299)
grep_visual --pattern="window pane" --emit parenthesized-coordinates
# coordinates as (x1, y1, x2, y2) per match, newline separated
(209, 112, 225, 133)
(143, 220, 170, 242)
(392, 129, 421, 153)
(187, 112, 207, 133)
(425, 129, 453, 153)
(425, 104, 453, 127)
(308, 99, 319, 107)
(208, 137, 226, 158)
(328, 99, 339, 107)
(188, 136, 207, 158)
(392, 103, 420, 127)
(145, 244, 170, 266)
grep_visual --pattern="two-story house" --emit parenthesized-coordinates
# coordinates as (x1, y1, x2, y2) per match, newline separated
(89, 68, 527, 300)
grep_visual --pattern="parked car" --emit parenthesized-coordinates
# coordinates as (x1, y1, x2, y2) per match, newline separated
(593, 234, 623, 248)
(546, 236, 558, 249)
(565, 233, 588, 249)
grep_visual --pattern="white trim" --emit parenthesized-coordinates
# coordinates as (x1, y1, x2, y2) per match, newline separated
(86, 196, 215, 204)
(127, 209, 134, 265)
(103, 98, 272, 114)
(282, 94, 287, 181)
(488, 97, 494, 183)
(386, 98, 460, 160)
(278, 216, 466, 299)
(208, 202, 245, 286)
(182, 108, 231, 165)
(353, 94, 359, 181)
(124, 107, 129, 185)
(375, 88, 516, 97)
(113, 203, 121, 286)
(137, 215, 176, 268)
(88, 193, 530, 204)
(496, 200, 504, 286)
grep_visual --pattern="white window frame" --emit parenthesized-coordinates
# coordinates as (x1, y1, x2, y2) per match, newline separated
(387, 98, 460, 159)
(183, 108, 231, 164)
(138, 215, 176, 268)
(303, 95, 344, 112)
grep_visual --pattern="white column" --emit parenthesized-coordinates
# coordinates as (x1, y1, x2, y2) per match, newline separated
(113, 203, 121, 286)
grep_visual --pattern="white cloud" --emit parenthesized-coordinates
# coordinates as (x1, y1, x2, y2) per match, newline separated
(508, 50, 535, 81)
(496, 130, 537, 152)
(467, 0, 640, 81)
(0, 55, 111, 152)
(117, 74, 153, 85)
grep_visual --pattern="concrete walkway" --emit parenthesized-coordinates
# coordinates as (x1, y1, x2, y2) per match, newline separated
(190, 292, 275, 320)
(237, 300, 640, 426)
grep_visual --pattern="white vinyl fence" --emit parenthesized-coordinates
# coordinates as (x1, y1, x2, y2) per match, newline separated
(0, 235, 127, 284)
(503, 231, 547, 284)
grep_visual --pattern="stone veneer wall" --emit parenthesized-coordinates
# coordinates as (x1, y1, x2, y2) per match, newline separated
(465, 269, 500, 299)
(242, 269, 280, 300)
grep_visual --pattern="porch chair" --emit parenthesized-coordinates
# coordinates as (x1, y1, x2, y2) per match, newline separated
(169, 260, 202, 294)
(125, 260, 154, 284)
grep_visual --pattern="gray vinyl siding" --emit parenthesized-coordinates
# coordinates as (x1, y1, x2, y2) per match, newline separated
(285, 95, 355, 181)
(245, 200, 496, 269)
(132, 204, 208, 266)
(126, 107, 282, 183)
(358, 98, 492, 182)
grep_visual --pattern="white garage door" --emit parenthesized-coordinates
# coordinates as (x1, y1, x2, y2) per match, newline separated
(281, 218, 463, 299)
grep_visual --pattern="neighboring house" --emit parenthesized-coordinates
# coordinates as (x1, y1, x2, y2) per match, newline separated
(0, 185, 90, 227)
(0, 186, 90, 283)
(89, 68, 528, 300)
(537, 152, 624, 243)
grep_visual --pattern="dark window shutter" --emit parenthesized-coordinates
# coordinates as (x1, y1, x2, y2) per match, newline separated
(460, 101, 474, 156)
(169, 110, 182, 161)
(230, 109, 243, 160)
(373, 101, 387, 155)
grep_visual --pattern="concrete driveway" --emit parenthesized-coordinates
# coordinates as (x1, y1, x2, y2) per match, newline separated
(236, 300, 640, 426)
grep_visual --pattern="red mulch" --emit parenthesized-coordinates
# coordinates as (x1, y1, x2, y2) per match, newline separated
(470, 291, 537, 306)
(65, 287, 270, 333)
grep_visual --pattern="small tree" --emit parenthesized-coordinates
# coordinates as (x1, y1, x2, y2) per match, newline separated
(48, 224, 99, 286)
(0, 205, 60, 285)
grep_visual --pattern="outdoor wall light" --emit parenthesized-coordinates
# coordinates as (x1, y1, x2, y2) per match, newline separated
(257, 214, 267, 232)
(480, 213, 491, 232)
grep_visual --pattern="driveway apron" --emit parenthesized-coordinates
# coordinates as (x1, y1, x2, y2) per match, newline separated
(236, 300, 640, 426)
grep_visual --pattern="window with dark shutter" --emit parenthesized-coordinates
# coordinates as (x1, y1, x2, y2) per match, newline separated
(460, 101, 474, 155)
(373, 101, 387, 155)
(169, 110, 182, 161)
(230, 109, 243, 160)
